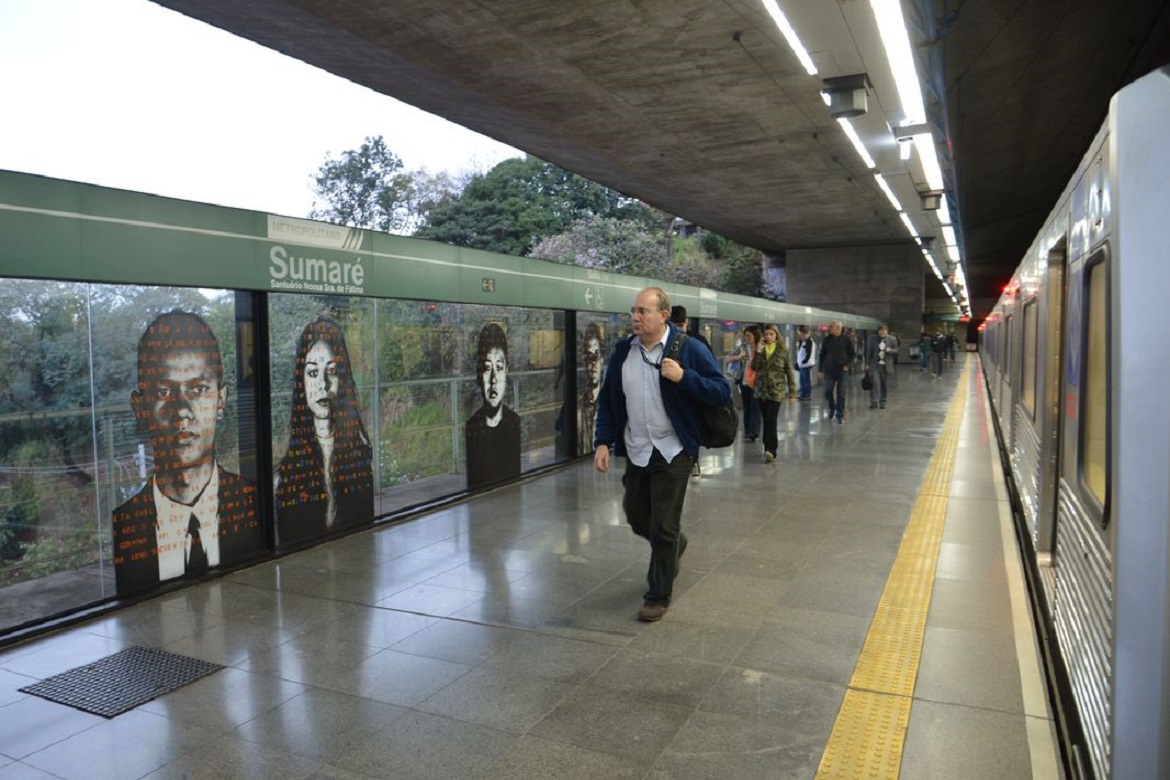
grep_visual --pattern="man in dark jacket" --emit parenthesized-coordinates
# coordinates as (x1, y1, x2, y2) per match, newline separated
(817, 320, 856, 424)
(595, 287, 730, 622)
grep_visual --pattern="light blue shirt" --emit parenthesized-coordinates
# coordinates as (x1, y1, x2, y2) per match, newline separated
(620, 332, 683, 467)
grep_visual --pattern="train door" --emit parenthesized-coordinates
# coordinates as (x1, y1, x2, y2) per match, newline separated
(1036, 240, 1068, 562)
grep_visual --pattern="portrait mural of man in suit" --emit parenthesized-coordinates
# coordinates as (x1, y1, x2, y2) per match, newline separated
(112, 310, 261, 595)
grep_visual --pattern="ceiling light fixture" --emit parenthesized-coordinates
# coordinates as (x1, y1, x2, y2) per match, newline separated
(838, 118, 876, 168)
(899, 212, 919, 238)
(919, 190, 943, 210)
(874, 173, 903, 211)
(760, 0, 818, 75)
(822, 74, 870, 119)
(869, 0, 925, 125)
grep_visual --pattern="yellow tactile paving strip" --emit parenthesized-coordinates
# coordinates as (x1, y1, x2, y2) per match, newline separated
(815, 366, 969, 779)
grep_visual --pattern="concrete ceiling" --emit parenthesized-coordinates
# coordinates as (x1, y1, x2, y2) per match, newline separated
(152, 0, 1170, 319)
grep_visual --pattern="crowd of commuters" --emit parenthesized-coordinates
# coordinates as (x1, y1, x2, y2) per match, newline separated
(591, 291, 961, 623)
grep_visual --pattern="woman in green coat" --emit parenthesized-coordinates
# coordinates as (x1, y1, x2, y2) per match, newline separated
(751, 324, 797, 462)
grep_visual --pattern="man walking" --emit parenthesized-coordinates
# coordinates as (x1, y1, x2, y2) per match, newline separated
(817, 320, 855, 424)
(864, 325, 897, 409)
(594, 287, 730, 622)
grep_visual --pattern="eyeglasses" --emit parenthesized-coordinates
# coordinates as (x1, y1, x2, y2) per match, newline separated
(629, 307, 662, 317)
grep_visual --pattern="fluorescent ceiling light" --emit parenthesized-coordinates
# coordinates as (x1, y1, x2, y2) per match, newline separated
(942, 225, 957, 246)
(914, 135, 944, 191)
(874, 173, 903, 211)
(761, 0, 817, 75)
(869, 0, 925, 124)
(838, 118, 875, 168)
(899, 139, 913, 161)
(937, 196, 952, 225)
(947, 245, 960, 263)
(898, 211, 918, 237)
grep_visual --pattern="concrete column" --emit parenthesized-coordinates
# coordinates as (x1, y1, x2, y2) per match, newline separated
(785, 244, 924, 347)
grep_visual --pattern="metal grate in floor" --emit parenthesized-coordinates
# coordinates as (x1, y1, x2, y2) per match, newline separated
(19, 645, 223, 718)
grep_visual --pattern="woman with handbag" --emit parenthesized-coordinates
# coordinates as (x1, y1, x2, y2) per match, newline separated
(735, 326, 763, 443)
(751, 324, 797, 463)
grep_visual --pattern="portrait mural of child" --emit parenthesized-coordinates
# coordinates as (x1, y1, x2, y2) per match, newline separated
(465, 322, 521, 489)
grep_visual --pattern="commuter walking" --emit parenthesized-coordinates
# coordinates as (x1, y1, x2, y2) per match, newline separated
(818, 320, 855, 424)
(751, 324, 798, 462)
(669, 305, 711, 352)
(730, 325, 762, 442)
(594, 287, 729, 623)
(917, 331, 932, 372)
(931, 330, 948, 378)
(795, 325, 816, 401)
(864, 325, 897, 409)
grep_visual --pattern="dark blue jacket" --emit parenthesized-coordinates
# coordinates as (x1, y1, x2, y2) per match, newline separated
(593, 323, 731, 458)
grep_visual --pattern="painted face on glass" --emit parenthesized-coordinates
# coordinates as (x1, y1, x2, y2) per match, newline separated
(583, 337, 602, 390)
(136, 349, 225, 472)
(480, 347, 507, 413)
(304, 340, 341, 422)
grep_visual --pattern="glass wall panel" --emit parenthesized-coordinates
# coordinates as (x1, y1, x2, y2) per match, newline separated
(106, 291, 262, 597)
(575, 312, 628, 455)
(375, 299, 464, 513)
(0, 281, 263, 631)
(461, 305, 564, 490)
(269, 294, 377, 546)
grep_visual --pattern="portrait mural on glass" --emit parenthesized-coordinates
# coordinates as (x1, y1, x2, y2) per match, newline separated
(275, 317, 374, 545)
(112, 311, 261, 595)
(579, 321, 605, 455)
(465, 322, 521, 489)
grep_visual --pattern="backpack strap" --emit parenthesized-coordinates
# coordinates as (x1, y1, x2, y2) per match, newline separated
(666, 331, 687, 363)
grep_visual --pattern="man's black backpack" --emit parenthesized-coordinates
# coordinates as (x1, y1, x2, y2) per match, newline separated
(666, 333, 738, 448)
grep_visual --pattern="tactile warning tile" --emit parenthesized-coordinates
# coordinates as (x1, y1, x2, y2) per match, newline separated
(19, 645, 222, 718)
(815, 365, 970, 778)
(815, 689, 912, 779)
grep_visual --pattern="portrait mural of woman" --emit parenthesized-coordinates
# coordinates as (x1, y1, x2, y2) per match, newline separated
(465, 321, 521, 489)
(578, 321, 605, 455)
(275, 317, 374, 544)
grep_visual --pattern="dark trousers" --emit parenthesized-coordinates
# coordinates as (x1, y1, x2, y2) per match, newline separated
(761, 398, 781, 456)
(622, 448, 692, 603)
(824, 369, 848, 420)
(869, 364, 889, 404)
(933, 351, 946, 376)
(740, 383, 760, 439)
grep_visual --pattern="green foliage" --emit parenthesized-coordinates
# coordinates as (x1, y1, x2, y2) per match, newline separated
(309, 135, 414, 232)
(380, 397, 454, 485)
(415, 156, 649, 256)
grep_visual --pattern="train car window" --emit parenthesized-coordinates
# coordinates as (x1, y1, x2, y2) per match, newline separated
(1004, 315, 1013, 387)
(1081, 253, 1109, 512)
(1022, 299, 1038, 419)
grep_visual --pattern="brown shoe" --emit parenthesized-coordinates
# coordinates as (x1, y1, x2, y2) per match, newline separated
(638, 599, 669, 622)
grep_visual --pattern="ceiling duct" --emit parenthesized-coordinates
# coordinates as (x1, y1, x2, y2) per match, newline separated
(822, 74, 870, 119)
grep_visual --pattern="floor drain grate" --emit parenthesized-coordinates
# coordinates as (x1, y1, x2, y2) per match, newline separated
(19, 645, 223, 718)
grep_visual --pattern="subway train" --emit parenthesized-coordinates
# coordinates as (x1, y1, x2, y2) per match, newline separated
(980, 66, 1170, 780)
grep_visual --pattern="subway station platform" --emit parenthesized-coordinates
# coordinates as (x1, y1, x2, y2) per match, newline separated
(0, 355, 1062, 779)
